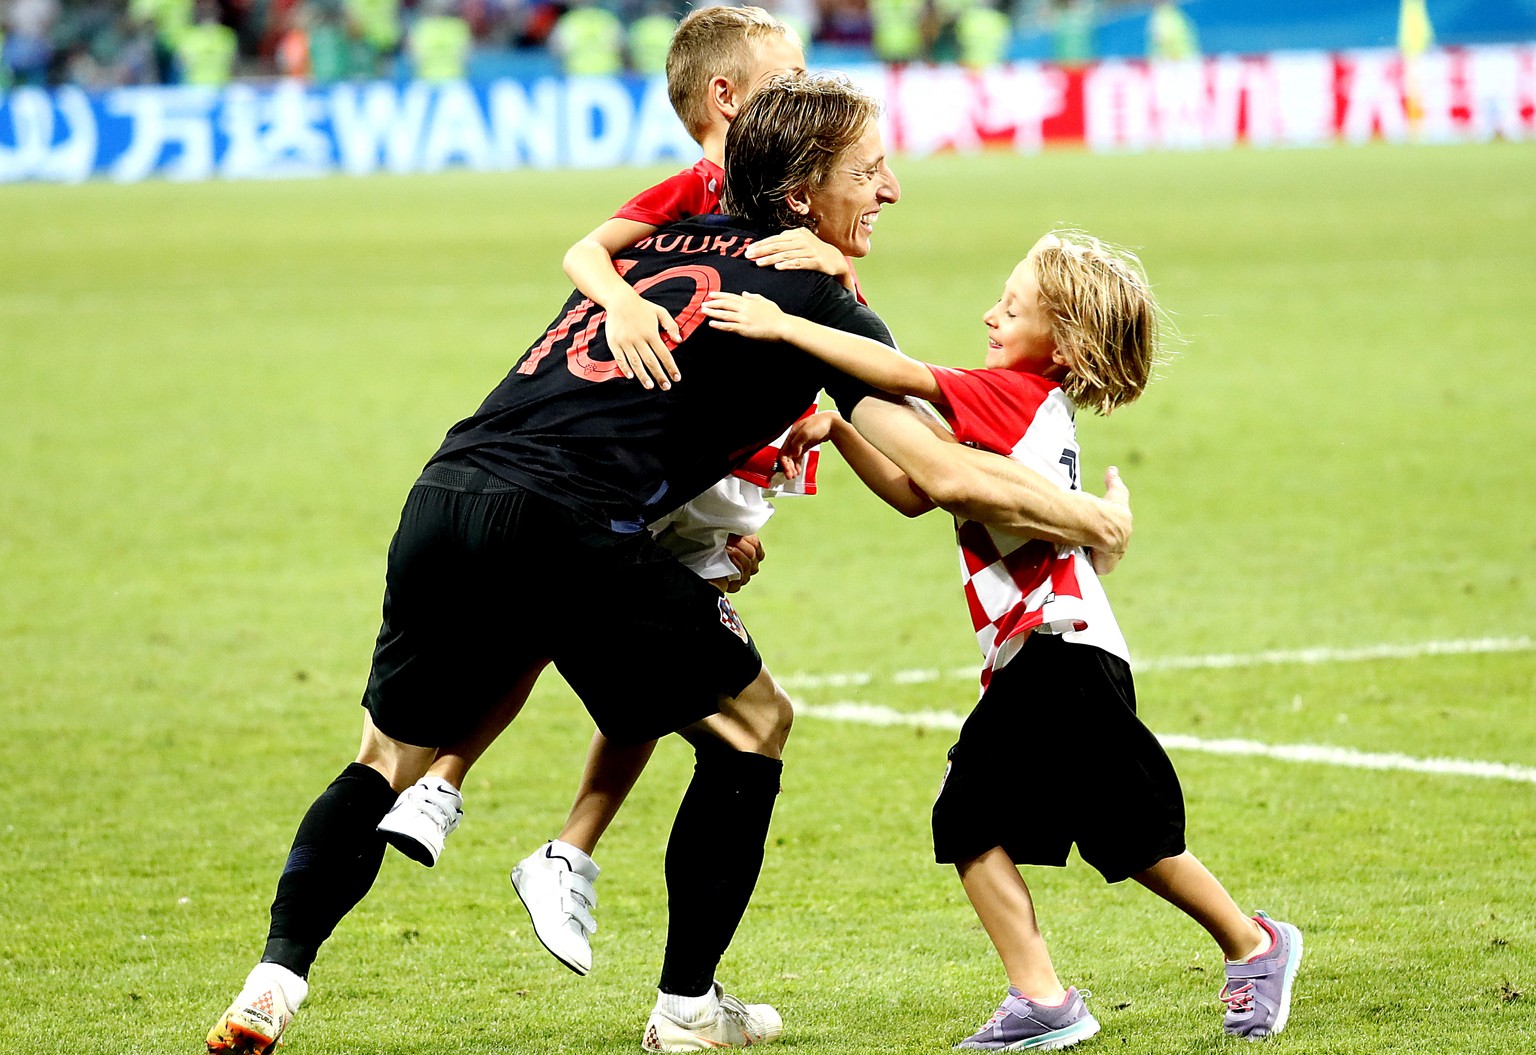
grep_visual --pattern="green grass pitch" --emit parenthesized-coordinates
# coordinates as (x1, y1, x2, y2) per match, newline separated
(2, 140, 1533, 1054)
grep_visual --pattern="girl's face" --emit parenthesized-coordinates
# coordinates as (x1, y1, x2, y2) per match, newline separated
(982, 255, 1065, 375)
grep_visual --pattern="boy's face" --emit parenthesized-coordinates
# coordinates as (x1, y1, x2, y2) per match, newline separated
(983, 257, 1063, 375)
(802, 122, 900, 258)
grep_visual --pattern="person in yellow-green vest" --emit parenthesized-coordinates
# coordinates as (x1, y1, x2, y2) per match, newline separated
(955, 0, 1011, 70)
(869, 0, 926, 64)
(130, 0, 193, 82)
(1147, 1, 1198, 62)
(176, 0, 237, 86)
(627, 6, 677, 76)
(346, 0, 401, 77)
(408, 0, 471, 82)
(1399, 0, 1435, 128)
(550, 0, 625, 77)
(1050, 0, 1094, 67)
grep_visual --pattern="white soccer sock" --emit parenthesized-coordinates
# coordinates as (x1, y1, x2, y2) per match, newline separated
(547, 839, 600, 881)
(657, 985, 718, 1022)
(247, 961, 309, 1010)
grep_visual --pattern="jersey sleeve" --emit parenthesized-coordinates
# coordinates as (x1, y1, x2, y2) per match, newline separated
(928, 366, 1059, 456)
(613, 169, 716, 226)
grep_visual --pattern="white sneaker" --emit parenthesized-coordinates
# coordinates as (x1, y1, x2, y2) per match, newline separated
(376, 779, 463, 866)
(206, 962, 308, 1054)
(510, 840, 600, 975)
(642, 982, 783, 1051)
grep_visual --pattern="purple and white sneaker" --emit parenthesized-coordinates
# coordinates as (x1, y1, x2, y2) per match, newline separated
(957, 986, 1100, 1051)
(1221, 912, 1303, 1039)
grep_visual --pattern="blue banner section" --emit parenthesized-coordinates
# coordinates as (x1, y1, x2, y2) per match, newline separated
(0, 77, 701, 184)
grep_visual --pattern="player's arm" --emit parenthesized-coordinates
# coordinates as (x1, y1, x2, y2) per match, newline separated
(702, 291, 943, 401)
(780, 411, 935, 517)
(846, 396, 1133, 556)
(744, 228, 857, 293)
(563, 217, 681, 390)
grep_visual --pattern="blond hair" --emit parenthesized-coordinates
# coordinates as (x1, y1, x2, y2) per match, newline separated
(721, 72, 880, 230)
(1029, 231, 1169, 416)
(666, 6, 798, 140)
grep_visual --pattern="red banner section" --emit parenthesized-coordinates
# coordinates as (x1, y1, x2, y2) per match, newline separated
(858, 45, 1536, 154)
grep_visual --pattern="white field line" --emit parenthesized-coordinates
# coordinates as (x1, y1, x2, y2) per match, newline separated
(782, 636, 1536, 785)
(794, 701, 1536, 785)
(778, 635, 1535, 691)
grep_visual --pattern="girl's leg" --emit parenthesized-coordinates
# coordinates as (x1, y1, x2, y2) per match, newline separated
(428, 658, 550, 787)
(957, 847, 1066, 1002)
(1132, 851, 1266, 961)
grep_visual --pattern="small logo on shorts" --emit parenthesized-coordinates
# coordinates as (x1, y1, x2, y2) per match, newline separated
(718, 597, 749, 643)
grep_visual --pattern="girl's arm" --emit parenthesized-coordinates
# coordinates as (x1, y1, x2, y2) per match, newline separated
(701, 291, 942, 402)
(563, 218, 681, 390)
(781, 411, 936, 517)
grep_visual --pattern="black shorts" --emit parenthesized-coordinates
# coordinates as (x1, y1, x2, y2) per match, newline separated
(361, 460, 762, 748)
(931, 633, 1186, 883)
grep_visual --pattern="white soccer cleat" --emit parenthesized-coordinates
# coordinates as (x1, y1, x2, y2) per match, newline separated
(510, 841, 600, 975)
(376, 778, 463, 866)
(642, 982, 783, 1051)
(206, 962, 308, 1055)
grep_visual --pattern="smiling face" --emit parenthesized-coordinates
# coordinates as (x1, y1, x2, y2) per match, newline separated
(982, 254, 1065, 375)
(797, 122, 900, 258)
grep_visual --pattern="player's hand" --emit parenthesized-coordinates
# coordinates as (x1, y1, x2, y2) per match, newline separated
(724, 533, 764, 592)
(778, 411, 841, 479)
(1090, 466, 1131, 575)
(746, 228, 849, 282)
(702, 291, 790, 341)
(605, 296, 682, 390)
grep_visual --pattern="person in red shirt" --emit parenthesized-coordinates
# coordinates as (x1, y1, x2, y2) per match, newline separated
(702, 230, 1304, 1048)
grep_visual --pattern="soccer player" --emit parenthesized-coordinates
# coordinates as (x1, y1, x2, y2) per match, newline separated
(205, 76, 1135, 1055)
(701, 231, 1304, 1047)
(370, 6, 848, 980)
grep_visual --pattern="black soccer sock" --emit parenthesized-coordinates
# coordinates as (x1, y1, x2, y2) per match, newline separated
(261, 762, 398, 978)
(657, 743, 783, 997)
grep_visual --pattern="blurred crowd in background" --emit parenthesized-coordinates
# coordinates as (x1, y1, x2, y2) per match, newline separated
(0, 0, 1195, 89)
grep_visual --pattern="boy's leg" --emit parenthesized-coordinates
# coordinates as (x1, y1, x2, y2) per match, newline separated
(510, 730, 655, 976)
(208, 716, 436, 1053)
(378, 661, 548, 866)
(956, 847, 1065, 1001)
(952, 849, 1100, 1052)
(1134, 852, 1303, 1039)
(1132, 851, 1264, 960)
(641, 667, 790, 1051)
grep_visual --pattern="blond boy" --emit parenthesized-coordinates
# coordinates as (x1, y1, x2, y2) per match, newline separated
(702, 232, 1303, 1048)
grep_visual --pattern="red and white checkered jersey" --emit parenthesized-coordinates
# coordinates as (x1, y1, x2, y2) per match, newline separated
(929, 365, 1129, 690)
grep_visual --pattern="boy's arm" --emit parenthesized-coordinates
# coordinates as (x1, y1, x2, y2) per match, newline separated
(745, 228, 857, 294)
(846, 396, 1133, 556)
(702, 291, 942, 401)
(782, 411, 935, 517)
(563, 218, 681, 389)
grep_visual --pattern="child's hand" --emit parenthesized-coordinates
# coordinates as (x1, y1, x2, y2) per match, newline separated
(605, 296, 682, 390)
(746, 228, 850, 283)
(778, 411, 842, 479)
(1090, 466, 1132, 575)
(723, 533, 764, 593)
(702, 291, 791, 341)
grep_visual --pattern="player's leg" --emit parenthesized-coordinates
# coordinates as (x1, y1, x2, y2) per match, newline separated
(378, 659, 549, 866)
(511, 730, 657, 974)
(207, 714, 436, 1054)
(641, 666, 790, 1052)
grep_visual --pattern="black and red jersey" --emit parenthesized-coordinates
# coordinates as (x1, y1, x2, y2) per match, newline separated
(430, 216, 888, 532)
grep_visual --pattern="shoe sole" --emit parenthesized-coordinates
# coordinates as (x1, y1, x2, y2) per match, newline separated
(206, 1019, 279, 1055)
(510, 867, 591, 976)
(377, 823, 440, 867)
(1257, 922, 1303, 1039)
(958, 1014, 1101, 1052)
